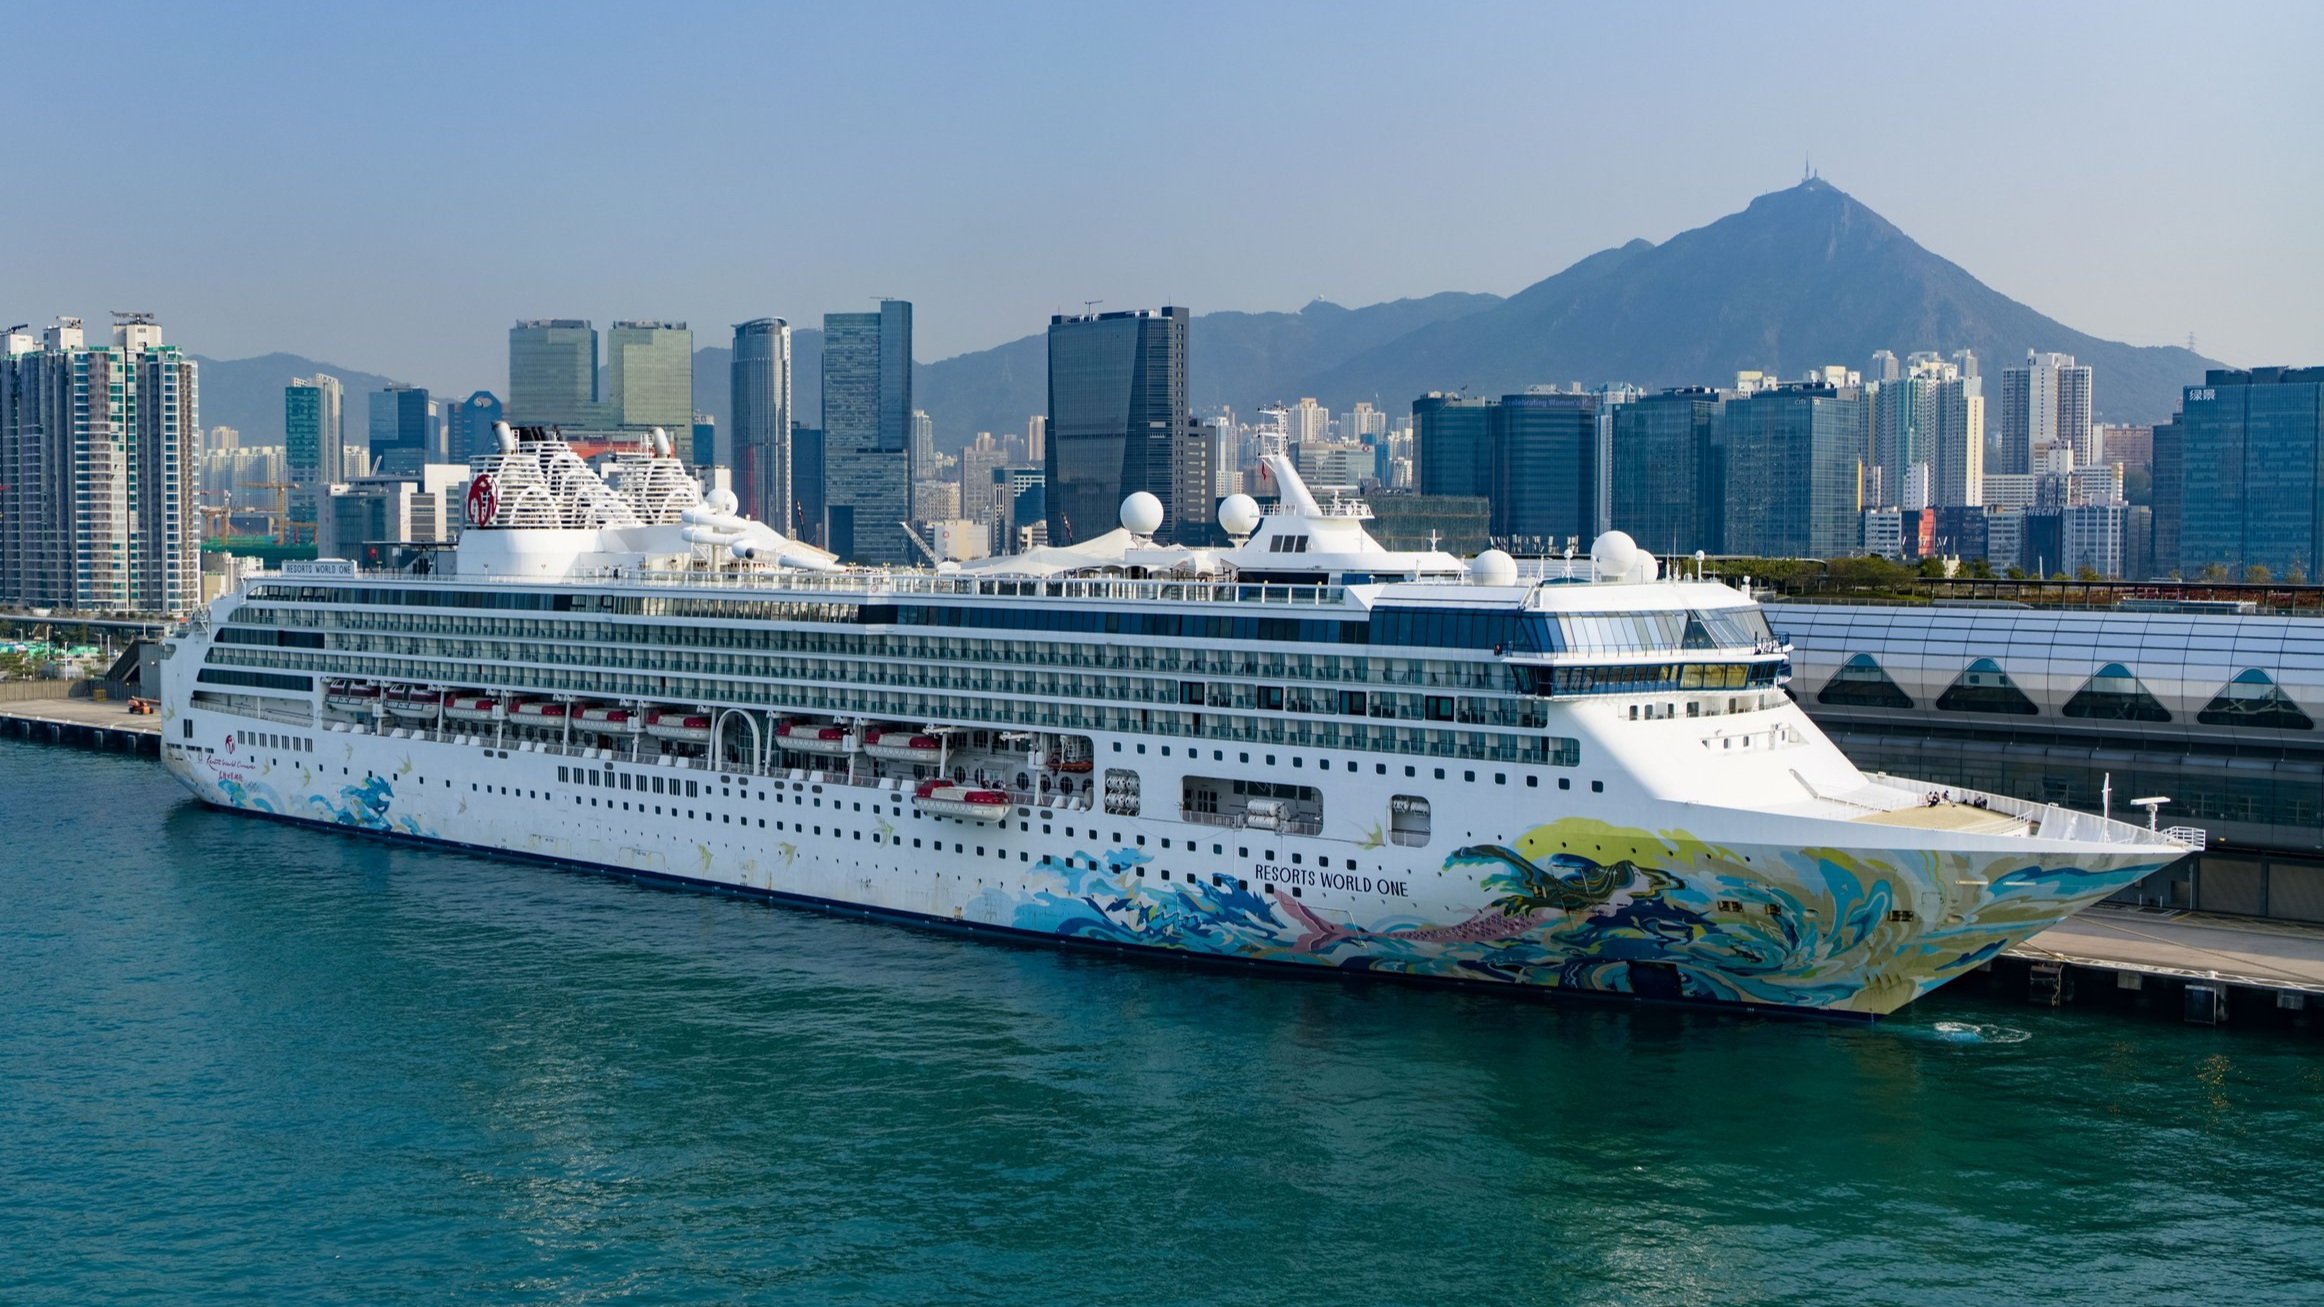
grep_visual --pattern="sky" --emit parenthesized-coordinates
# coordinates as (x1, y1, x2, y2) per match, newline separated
(2, 0, 2318, 397)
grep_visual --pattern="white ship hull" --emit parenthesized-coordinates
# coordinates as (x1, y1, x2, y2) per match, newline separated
(160, 698, 2174, 1018)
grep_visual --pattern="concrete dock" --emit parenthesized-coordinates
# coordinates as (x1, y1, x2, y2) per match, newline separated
(0, 695, 162, 756)
(1996, 905, 2324, 1027)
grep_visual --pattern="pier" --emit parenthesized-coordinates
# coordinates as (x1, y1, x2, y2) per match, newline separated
(0, 691, 162, 757)
(1992, 906, 2324, 1028)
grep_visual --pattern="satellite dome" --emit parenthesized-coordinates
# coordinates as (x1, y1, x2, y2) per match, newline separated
(1469, 548, 1519, 586)
(706, 487, 739, 515)
(1590, 530, 1641, 581)
(1120, 491, 1165, 536)
(1218, 493, 1261, 538)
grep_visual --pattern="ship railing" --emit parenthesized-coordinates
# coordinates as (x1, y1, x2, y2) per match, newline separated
(594, 567, 1352, 610)
(1864, 772, 2198, 848)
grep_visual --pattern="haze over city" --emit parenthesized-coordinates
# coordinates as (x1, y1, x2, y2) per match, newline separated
(5, 0, 2319, 392)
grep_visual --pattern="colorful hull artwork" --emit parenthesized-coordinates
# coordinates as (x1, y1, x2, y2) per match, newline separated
(181, 752, 2164, 1017)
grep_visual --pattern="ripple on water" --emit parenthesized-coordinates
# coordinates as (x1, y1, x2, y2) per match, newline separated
(1, 740, 2321, 1306)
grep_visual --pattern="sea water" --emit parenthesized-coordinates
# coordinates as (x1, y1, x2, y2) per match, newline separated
(3, 739, 2319, 1305)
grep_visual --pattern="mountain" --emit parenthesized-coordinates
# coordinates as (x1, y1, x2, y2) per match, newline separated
(195, 181, 2212, 448)
(914, 292, 1503, 450)
(1292, 179, 2210, 424)
(189, 353, 407, 446)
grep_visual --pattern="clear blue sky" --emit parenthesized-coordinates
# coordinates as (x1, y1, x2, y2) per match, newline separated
(4, 0, 2316, 396)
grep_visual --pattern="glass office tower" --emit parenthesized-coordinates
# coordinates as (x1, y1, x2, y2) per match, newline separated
(2177, 367, 2324, 579)
(1045, 306, 1191, 546)
(820, 301, 912, 563)
(1720, 383, 1869, 559)
(730, 318, 792, 531)
(507, 319, 599, 426)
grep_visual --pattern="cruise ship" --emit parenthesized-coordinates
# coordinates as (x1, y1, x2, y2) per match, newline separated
(159, 426, 2198, 1017)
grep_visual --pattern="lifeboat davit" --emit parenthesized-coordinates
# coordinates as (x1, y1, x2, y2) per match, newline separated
(779, 722, 857, 755)
(863, 728, 942, 764)
(576, 704, 633, 727)
(510, 699, 568, 722)
(386, 687, 442, 720)
(645, 710, 712, 743)
(325, 682, 381, 712)
(913, 778, 1011, 822)
(443, 693, 501, 723)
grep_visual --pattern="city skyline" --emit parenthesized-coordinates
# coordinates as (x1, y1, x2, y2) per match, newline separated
(2, 1, 2316, 396)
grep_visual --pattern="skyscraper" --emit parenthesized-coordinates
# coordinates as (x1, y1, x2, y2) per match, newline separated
(730, 318, 792, 530)
(1342, 401, 1388, 442)
(791, 422, 825, 548)
(911, 409, 936, 473)
(445, 390, 504, 464)
(368, 384, 435, 476)
(1721, 382, 1868, 559)
(1871, 356, 1982, 509)
(1026, 414, 1047, 464)
(821, 300, 913, 563)
(0, 315, 200, 614)
(1998, 350, 2093, 474)
(1284, 396, 1328, 448)
(1490, 391, 1597, 553)
(1045, 306, 1191, 546)
(507, 319, 599, 426)
(1869, 350, 1900, 383)
(1610, 388, 1721, 556)
(605, 321, 692, 431)
(1412, 393, 1492, 499)
(2173, 367, 2324, 579)
(284, 373, 344, 528)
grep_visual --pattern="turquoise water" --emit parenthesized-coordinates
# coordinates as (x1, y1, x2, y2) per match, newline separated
(3, 740, 2321, 1305)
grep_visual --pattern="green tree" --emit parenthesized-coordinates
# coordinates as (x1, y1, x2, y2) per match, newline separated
(1916, 556, 1949, 578)
(2076, 566, 2102, 582)
(2246, 563, 2275, 584)
(2290, 560, 2310, 585)
(1966, 558, 1995, 579)
(2198, 562, 2231, 582)
(2005, 566, 2028, 580)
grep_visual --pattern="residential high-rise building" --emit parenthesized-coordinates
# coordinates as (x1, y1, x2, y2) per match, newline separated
(1998, 350, 2093, 474)
(911, 409, 936, 475)
(1491, 391, 1597, 553)
(821, 300, 913, 562)
(729, 318, 792, 530)
(1026, 414, 1047, 464)
(368, 384, 436, 476)
(1045, 306, 1192, 546)
(1412, 393, 1492, 499)
(1871, 356, 1983, 509)
(2094, 424, 2153, 474)
(445, 391, 504, 464)
(1609, 388, 1722, 556)
(0, 315, 200, 614)
(2173, 367, 2324, 580)
(1284, 397, 1328, 448)
(1869, 349, 1900, 383)
(1342, 401, 1388, 443)
(604, 321, 692, 431)
(1720, 382, 1869, 559)
(284, 373, 344, 529)
(507, 319, 599, 426)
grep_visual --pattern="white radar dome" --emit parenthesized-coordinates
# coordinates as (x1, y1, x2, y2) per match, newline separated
(1218, 493, 1261, 537)
(706, 487, 739, 515)
(1469, 548, 1519, 586)
(1120, 491, 1165, 536)
(1590, 530, 1641, 581)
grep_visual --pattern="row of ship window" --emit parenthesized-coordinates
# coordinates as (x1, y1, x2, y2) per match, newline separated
(1816, 655, 2314, 730)
(242, 583, 1776, 659)
(233, 607, 1514, 690)
(201, 648, 1563, 763)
